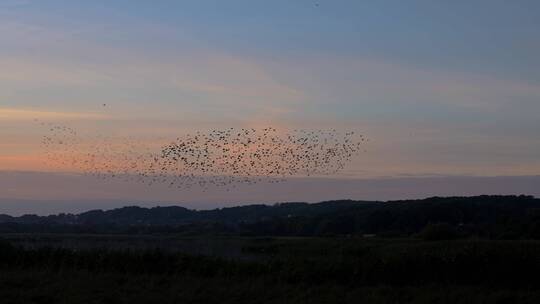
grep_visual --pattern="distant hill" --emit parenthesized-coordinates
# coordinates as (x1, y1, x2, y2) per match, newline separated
(1, 195, 539, 238)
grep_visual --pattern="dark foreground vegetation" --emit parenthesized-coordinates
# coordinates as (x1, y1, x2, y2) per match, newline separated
(2, 195, 540, 239)
(2, 195, 540, 303)
(2, 237, 540, 303)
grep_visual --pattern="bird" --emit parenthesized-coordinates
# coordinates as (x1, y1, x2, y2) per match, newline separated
(39, 123, 367, 191)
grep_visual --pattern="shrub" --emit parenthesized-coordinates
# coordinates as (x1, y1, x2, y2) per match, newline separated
(420, 223, 459, 241)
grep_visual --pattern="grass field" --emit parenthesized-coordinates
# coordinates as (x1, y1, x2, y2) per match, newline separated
(1, 235, 540, 303)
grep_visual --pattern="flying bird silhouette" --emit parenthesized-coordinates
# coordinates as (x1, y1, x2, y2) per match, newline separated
(39, 124, 368, 191)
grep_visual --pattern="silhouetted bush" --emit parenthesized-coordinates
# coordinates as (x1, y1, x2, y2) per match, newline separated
(420, 223, 460, 241)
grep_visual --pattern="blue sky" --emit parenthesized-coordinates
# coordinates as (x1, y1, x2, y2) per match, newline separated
(1, 1, 540, 210)
(10, 0, 539, 78)
(2, 1, 539, 119)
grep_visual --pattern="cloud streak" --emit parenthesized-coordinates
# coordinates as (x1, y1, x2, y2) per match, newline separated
(0, 108, 108, 121)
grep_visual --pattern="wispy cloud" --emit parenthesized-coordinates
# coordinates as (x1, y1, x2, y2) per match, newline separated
(0, 108, 108, 121)
(0, 13, 307, 124)
(277, 55, 540, 111)
(0, 0, 30, 8)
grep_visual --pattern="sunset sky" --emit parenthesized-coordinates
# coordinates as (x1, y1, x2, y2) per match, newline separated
(1, 1, 540, 214)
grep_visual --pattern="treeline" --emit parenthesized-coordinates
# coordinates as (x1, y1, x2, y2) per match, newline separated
(1, 195, 540, 239)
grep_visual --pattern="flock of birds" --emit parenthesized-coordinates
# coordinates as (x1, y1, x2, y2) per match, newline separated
(39, 120, 368, 191)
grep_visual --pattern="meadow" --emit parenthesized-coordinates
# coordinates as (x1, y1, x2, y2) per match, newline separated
(1, 235, 539, 303)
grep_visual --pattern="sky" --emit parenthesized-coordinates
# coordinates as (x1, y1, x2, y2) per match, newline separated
(1, 1, 540, 214)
